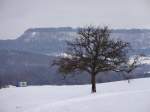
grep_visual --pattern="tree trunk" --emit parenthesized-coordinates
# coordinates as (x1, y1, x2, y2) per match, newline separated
(91, 74, 96, 93)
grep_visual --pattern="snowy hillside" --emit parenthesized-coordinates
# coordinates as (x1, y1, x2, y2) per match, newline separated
(0, 78, 150, 112)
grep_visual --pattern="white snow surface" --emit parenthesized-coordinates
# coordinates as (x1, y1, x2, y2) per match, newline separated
(0, 78, 150, 112)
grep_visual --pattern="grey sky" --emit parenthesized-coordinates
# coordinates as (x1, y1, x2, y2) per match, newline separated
(0, 0, 150, 39)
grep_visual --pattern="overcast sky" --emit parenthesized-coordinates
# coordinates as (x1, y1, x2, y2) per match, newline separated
(0, 0, 150, 39)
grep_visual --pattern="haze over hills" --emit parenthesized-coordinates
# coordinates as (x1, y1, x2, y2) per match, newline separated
(0, 27, 150, 86)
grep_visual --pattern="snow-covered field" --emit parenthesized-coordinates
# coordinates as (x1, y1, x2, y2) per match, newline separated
(0, 78, 150, 112)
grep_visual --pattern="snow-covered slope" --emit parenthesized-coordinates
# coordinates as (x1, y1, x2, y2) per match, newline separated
(0, 78, 150, 112)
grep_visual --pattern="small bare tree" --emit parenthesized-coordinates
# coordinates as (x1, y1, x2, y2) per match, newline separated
(53, 26, 129, 93)
(120, 55, 140, 83)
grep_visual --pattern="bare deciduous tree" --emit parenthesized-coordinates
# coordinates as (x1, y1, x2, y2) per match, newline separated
(119, 55, 140, 83)
(53, 26, 129, 93)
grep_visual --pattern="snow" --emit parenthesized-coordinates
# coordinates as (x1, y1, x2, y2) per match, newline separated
(140, 56, 150, 64)
(130, 56, 150, 65)
(0, 78, 150, 112)
(31, 32, 36, 36)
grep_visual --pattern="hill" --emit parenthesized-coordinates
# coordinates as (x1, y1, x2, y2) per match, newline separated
(0, 27, 150, 86)
(0, 78, 150, 112)
(0, 28, 150, 55)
